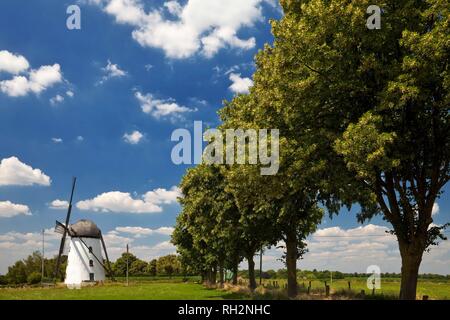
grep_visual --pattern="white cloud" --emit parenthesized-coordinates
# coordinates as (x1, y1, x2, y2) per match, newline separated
(135, 91, 195, 120)
(0, 157, 51, 187)
(432, 203, 440, 216)
(98, 60, 127, 84)
(76, 136, 84, 142)
(164, 1, 183, 16)
(88, 0, 267, 59)
(123, 130, 144, 145)
(115, 226, 174, 237)
(0, 50, 30, 74)
(0, 64, 63, 97)
(52, 137, 63, 143)
(0, 201, 31, 218)
(229, 73, 253, 94)
(50, 94, 64, 105)
(0, 228, 61, 273)
(144, 186, 181, 205)
(76, 186, 181, 214)
(49, 199, 69, 210)
(256, 224, 450, 275)
(66, 90, 74, 97)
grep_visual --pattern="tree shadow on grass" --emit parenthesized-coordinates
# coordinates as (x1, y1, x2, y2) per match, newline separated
(203, 287, 249, 300)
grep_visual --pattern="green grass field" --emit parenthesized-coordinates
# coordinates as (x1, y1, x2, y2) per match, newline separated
(0, 281, 245, 300)
(0, 278, 449, 300)
(263, 278, 450, 300)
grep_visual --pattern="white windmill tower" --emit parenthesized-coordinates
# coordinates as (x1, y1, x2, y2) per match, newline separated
(53, 178, 114, 289)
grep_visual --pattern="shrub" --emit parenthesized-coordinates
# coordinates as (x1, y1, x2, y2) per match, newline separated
(27, 272, 42, 285)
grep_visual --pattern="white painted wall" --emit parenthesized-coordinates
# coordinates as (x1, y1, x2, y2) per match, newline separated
(65, 237, 105, 287)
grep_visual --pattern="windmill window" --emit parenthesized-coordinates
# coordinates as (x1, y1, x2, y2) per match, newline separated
(88, 246, 93, 253)
(89, 260, 94, 267)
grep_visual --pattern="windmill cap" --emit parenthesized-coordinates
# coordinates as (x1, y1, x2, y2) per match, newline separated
(69, 219, 101, 238)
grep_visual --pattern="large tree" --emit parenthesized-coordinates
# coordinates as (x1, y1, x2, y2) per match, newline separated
(220, 95, 324, 298)
(252, 0, 449, 299)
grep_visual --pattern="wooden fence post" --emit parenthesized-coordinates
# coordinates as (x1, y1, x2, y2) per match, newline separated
(348, 281, 351, 290)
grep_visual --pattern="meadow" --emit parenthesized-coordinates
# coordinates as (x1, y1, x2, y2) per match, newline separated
(0, 277, 449, 300)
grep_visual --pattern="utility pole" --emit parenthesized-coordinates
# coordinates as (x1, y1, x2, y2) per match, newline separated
(126, 244, 129, 286)
(41, 229, 45, 284)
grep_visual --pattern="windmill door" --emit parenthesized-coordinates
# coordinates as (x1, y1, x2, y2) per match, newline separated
(89, 273, 95, 281)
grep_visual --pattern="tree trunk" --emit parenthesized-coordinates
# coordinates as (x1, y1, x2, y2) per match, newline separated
(399, 250, 423, 300)
(232, 256, 239, 285)
(247, 254, 257, 291)
(286, 230, 298, 298)
(211, 265, 217, 285)
(219, 260, 224, 288)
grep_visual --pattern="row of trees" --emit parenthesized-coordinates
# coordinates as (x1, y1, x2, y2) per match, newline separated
(112, 253, 183, 278)
(0, 252, 184, 285)
(172, 0, 449, 299)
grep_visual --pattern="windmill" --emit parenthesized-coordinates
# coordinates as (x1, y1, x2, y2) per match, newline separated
(53, 178, 115, 288)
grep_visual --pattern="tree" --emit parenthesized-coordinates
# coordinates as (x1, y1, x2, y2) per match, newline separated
(156, 255, 181, 277)
(147, 259, 157, 276)
(220, 66, 324, 298)
(129, 259, 148, 276)
(113, 253, 138, 277)
(7, 261, 27, 284)
(27, 272, 42, 285)
(250, 0, 449, 299)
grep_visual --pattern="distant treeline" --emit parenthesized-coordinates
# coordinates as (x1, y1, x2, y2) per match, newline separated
(238, 269, 450, 280)
(0, 251, 187, 286)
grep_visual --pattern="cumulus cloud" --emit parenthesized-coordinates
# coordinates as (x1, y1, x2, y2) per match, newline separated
(0, 201, 31, 218)
(0, 63, 63, 97)
(123, 130, 144, 145)
(66, 90, 74, 97)
(144, 186, 181, 205)
(0, 50, 30, 74)
(52, 137, 63, 144)
(258, 224, 450, 274)
(135, 91, 195, 120)
(229, 73, 253, 94)
(0, 157, 51, 187)
(98, 60, 127, 85)
(76, 186, 181, 214)
(0, 228, 61, 273)
(49, 199, 69, 210)
(88, 0, 267, 59)
(115, 226, 174, 237)
(0, 226, 177, 273)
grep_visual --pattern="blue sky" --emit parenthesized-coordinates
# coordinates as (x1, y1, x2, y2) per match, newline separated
(0, 0, 448, 275)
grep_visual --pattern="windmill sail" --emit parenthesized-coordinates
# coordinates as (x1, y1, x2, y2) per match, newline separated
(53, 177, 77, 281)
(54, 221, 68, 235)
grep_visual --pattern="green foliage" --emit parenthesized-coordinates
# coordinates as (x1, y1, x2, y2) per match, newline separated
(129, 260, 148, 276)
(27, 272, 42, 285)
(156, 255, 181, 277)
(147, 259, 157, 276)
(112, 253, 138, 277)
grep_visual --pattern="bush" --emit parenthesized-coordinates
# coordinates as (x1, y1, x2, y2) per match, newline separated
(0, 275, 8, 285)
(27, 272, 41, 285)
